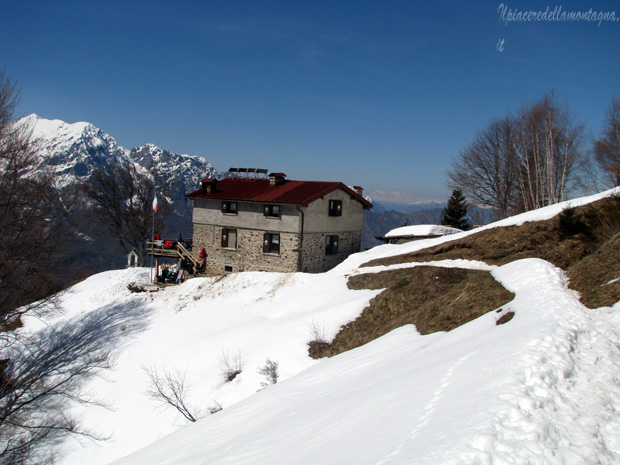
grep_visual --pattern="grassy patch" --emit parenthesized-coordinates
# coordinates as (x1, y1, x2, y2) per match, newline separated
(313, 266, 514, 358)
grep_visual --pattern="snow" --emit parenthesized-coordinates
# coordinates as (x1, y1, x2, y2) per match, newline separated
(15, 188, 620, 464)
(384, 224, 462, 238)
(24, 113, 93, 143)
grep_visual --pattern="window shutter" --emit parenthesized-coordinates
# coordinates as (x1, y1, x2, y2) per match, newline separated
(221, 229, 229, 248)
(263, 233, 270, 253)
(222, 201, 228, 213)
(264, 205, 270, 216)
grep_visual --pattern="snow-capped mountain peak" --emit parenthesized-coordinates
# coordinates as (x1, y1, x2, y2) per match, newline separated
(23, 114, 128, 188)
(18, 114, 220, 202)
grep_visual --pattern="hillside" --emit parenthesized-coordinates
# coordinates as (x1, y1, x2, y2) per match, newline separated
(316, 193, 620, 357)
(16, 188, 620, 464)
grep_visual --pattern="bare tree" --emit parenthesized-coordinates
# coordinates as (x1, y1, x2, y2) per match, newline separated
(448, 116, 518, 219)
(593, 97, 620, 187)
(448, 92, 585, 217)
(0, 73, 71, 329)
(0, 72, 112, 464)
(512, 92, 585, 211)
(145, 367, 198, 423)
(82, 162, 169, 266)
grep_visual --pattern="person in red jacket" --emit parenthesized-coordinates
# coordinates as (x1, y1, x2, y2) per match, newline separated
(198, 248, 207, 271)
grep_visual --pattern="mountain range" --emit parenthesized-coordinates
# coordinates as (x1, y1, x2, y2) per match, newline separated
(23, 115, 220, 275)
(21, 114, 451, 274)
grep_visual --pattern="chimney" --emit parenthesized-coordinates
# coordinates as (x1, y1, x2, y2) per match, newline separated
(201, 178, 217, 194)
(269, 172, 287, 186)
(353, 186, 364, 196)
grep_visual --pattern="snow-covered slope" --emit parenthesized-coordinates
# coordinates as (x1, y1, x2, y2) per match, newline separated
(113, 260, 620, 465)
(20, 188, 620, 465)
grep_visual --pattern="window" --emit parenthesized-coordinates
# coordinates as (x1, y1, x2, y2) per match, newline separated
(221, 228, 237, 249)
(326, 235, 339, 255)
(328, 200, 342, 217)
(222, 201, 237, 215)
(263, 233, 280, 254)
(264, 204, 280, 217)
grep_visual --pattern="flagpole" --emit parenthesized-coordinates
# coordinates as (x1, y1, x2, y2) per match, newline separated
(151, 194, 156, 283)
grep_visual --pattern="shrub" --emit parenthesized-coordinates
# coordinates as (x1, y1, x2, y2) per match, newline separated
(219, 351, 243, 383)
(558, 206, 590, 240)
(585, 193, 620, 242)
(308, 340, 330, 358)
(257, 358, 279, 390)
(208, 401, 222, 414)
(307, 320, 331, 359)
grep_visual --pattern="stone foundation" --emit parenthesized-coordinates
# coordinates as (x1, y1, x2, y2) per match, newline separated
(193, 224, 300, 273)
(193, 224, 361, 274)
(301, 231, 362, 273)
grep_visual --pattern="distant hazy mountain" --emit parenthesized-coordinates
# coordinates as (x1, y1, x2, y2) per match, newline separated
(368, 190, 445, 206)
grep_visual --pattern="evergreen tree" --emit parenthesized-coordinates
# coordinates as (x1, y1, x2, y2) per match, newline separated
(441, 189, 471, 230)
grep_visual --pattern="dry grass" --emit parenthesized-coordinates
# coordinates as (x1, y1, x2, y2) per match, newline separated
(315, 266, 514, 358)
(310, 195, 620, 359)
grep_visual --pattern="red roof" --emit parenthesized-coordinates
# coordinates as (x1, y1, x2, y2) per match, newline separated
(186, 178, 372, 209)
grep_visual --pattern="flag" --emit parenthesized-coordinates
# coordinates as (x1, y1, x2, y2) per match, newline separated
(152, 194, 158, 212)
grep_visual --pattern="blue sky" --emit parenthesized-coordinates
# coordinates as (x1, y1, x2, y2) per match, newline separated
(3, 1, 619, 201)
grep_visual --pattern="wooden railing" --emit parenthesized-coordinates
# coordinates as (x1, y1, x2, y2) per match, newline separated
(146, 239, 199, 274)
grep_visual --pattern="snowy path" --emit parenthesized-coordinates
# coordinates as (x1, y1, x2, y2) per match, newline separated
(462, 260, 620, 464)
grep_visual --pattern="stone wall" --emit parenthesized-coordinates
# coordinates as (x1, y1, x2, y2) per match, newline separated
(193, 223, 300, 273)
(300, 231, 362, 273)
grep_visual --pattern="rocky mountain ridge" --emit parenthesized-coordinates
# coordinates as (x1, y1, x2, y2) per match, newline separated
(21, 114, 221, 275)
